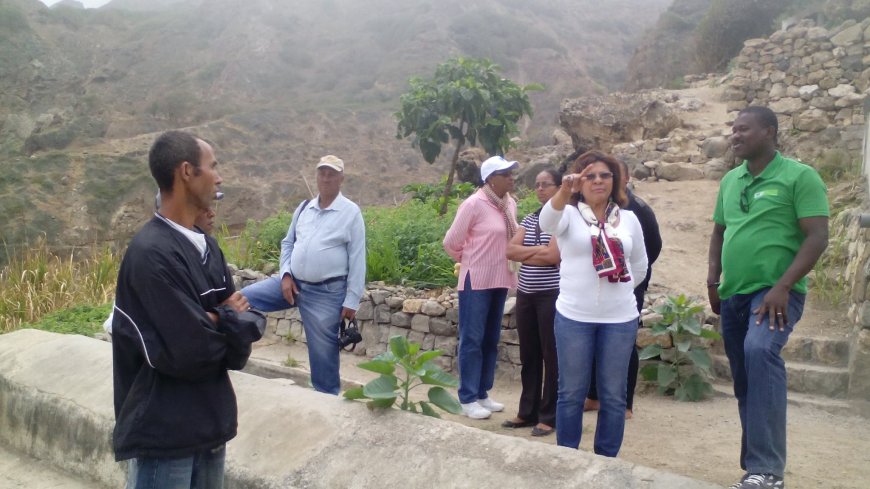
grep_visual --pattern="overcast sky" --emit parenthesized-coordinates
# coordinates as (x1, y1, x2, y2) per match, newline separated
(41, 0, 112, 8)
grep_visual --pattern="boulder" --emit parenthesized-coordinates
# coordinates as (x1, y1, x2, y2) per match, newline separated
(831, 23, 864, 47)
(421, 300, 446, 317)
(769, 83, 786, 99)
(834, 92, 866, 109)
(828, 84, 857, 98)
(769, 97, 805, 115)
(402, 299, 425, 314)
(798, 84, 820, 100)
(806, 27, 828, 40)
(559, 93, 682, 153)
(700, 136, 730, 159)
(656, 163, 704, 181)
(703, 158, 729, 180)
(794, 109, 829, 132)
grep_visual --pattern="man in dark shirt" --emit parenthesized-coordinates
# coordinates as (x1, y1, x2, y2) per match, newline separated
(112, 131, 263, 488)
(586, 159, 663, 417)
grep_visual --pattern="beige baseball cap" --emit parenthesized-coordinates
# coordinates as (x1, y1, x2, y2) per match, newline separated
(316, 155, 344, 172)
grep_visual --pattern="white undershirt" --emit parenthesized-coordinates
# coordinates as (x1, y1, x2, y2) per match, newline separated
(154, 212, 207, 260)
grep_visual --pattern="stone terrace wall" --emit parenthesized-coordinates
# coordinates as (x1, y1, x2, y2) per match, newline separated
(234, 271, 692, 379)
(724, 18, 869, 160)
(841, 105, 870, 401)
(235, 272, 522, 377)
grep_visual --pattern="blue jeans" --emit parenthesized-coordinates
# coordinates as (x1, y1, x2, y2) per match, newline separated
(125, 445, 225, 489)
(457, 273, 508, 404)
(554, 311, 637, 456)
(720, 287, 805, 477)
(242, 276, 346, 394)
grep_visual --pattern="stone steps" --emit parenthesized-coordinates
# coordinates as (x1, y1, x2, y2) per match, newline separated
(711, 334, 851, 368)
(711, 353, 850, 399)
(710, 383, 870, 419)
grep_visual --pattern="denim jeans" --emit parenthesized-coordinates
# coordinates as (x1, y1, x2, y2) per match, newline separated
(242, 276, 346, 394)
(554, 311, 637, 456)
(457, 273, 508, 404)
(720, 287, 805, 478)
(126, 445, 225, 489)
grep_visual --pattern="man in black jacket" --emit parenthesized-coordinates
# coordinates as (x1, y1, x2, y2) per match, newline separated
(112, 131, 262, 488)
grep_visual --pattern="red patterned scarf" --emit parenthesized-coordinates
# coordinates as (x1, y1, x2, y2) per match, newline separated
(578, 201, 630, 283)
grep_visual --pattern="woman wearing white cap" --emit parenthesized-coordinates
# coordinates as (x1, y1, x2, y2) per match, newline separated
(443, 155, 519, 420)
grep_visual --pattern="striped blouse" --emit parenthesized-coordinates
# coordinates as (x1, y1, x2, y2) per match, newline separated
(517, 210, 560, 293)
(443, 189, 518, 291)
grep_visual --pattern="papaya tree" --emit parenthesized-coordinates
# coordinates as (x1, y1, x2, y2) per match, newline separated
(395, 57, 541, 215)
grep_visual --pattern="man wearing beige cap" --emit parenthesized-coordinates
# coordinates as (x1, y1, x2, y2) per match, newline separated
(242, 155, 366, 394)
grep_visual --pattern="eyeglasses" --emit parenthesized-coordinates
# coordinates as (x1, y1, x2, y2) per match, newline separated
(583, 172, 613, 181)
(534, 182, 557, 189)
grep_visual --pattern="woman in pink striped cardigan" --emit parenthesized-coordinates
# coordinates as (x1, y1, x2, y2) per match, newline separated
(443, 156, 520, 420)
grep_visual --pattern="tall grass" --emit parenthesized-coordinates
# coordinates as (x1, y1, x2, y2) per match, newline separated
(0, 238, 120, 333)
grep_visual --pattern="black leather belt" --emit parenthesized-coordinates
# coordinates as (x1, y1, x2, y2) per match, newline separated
(295, 275, 347, 286)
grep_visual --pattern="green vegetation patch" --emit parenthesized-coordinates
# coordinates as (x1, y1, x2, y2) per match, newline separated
(22, 303, 112, 336)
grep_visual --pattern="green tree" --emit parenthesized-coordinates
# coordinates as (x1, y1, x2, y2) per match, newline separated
(395, 57, 541, 215)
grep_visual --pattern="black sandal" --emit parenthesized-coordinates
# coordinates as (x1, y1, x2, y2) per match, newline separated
(501, 419, 536, 428)
(531, 426, 554, 437)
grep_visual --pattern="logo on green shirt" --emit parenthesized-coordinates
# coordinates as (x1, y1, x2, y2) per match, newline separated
(753, 188, 779, 200)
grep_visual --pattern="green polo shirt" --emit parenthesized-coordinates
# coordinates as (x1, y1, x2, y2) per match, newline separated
(712, 151, 829, 299)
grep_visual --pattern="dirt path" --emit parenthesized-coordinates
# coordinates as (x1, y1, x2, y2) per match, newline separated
(255, 330, 868, 489)
(254, 162, 863, 487)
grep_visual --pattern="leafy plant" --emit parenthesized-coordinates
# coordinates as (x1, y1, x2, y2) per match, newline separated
(344, 335, 462, 417)
(396, 56, 541, 215)
(639, 294, 721, 401)
(403, 178, 476, 213)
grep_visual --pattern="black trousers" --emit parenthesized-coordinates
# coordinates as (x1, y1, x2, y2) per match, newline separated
(587, 286, 645, 410)
(514, 289, 559, 427)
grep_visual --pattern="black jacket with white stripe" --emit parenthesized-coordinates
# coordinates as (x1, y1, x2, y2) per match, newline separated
(111, 216, 256, 461)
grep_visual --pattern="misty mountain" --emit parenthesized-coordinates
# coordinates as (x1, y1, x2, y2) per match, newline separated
(0, 0, 669, 256)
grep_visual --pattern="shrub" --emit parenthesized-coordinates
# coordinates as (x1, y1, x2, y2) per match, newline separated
(363, 200, 455, 287)
(0, 239, 120, 333)
(23, 303, 112, 336)
(343, 335, 461, 417)
(639, 294, 721, 401)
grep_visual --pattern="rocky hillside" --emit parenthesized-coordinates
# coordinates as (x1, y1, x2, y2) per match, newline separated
(624, 0, 870, 90)
(0, 0, 670, 258)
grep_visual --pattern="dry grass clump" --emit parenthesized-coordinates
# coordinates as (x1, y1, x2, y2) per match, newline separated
(0, 238, 119, 333)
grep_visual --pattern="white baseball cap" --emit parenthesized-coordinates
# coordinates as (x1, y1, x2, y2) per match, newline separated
(480, 155, 518, 182)
(316, 155, 344, 172)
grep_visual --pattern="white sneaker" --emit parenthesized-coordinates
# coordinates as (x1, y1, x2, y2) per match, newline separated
(478, 397, 504, 412)
(461, 401, 492, 419)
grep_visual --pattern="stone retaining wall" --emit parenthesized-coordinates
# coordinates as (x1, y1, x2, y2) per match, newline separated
(725, 18, 869, 160)
(234, 272, 700, 379)
(842, 105, 870, 401)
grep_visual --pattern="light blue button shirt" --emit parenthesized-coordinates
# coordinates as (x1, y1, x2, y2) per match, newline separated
(279, 192, 366, 311)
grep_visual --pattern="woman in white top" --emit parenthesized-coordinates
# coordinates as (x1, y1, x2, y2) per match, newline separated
(539, 150, 648, 457)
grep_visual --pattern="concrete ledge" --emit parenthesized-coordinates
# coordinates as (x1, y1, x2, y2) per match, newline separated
(0, 330, 721, 489)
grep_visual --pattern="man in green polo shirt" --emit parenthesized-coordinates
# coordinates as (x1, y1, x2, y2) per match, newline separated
(707, 106, 829, 489)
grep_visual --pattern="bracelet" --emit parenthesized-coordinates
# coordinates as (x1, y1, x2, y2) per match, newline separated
(706, 282, 720, 287)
